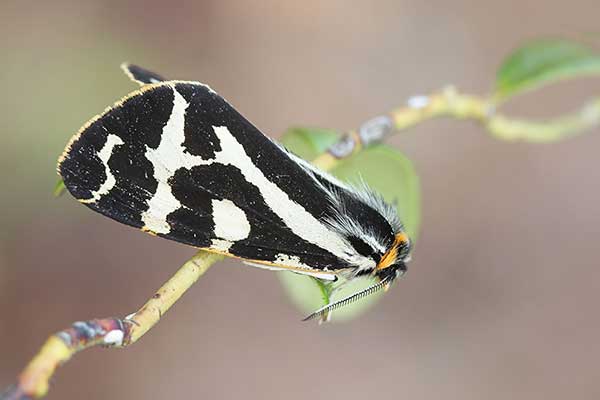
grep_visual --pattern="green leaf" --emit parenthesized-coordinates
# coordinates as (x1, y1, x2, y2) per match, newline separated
(279, 127, 340, 160)
(495, 39, 600, 101)
(278, 128, 420, 322)
(53, 179, 66, 197)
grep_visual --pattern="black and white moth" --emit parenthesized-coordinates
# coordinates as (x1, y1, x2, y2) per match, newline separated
(58, 64, 412, 321)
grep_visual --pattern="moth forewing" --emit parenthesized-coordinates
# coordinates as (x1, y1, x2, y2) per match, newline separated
(58, 66, 412, 321)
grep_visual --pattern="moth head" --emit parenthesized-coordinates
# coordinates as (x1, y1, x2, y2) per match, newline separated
(373, 231, 411, 278)
(302, 233, 411, 323)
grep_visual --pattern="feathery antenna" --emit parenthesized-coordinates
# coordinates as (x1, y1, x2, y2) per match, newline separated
(302, 274, 395, 322)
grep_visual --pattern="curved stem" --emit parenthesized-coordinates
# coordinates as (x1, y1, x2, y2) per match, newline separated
(3, 83, 599, 400)
(313, 86, 600, 168)
(1, 251, 221, 400)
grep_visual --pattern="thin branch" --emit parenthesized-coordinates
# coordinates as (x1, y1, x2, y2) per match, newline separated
(312, 86, 600, 169)
(486, 97, 600, 142)
(3, 85, 600, 400)
(1, 251, 222, 400)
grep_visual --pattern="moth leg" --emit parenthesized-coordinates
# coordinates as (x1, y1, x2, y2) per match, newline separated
(0, 251, 222, 400)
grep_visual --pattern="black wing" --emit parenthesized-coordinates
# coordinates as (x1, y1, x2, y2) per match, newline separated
(59, 81, 395, 275)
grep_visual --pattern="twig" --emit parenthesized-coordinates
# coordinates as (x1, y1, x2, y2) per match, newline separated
(3, 84, 599, 400)
(312, 86, 600, 169)
(1, 251, 222, 400)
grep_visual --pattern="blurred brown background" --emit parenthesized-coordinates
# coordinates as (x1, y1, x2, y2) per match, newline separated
(2, 1, 600, 399)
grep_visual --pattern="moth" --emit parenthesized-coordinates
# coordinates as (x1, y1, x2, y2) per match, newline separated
(58, 64, 413, 321)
